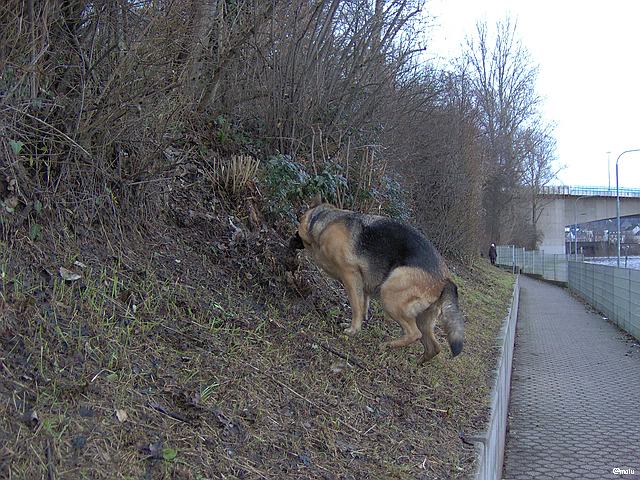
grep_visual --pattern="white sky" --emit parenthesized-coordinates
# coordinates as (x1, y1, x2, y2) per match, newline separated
(423, 0, 640, 189)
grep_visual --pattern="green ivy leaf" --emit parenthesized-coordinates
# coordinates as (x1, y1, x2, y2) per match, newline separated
(29, 223, 42, 241)
(9, 140, 24, 155)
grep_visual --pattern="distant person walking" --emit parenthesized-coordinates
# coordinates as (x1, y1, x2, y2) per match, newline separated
(489, 243, 497, 265)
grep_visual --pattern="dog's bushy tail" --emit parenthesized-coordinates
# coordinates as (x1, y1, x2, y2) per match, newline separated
(440, 280, 464, 357)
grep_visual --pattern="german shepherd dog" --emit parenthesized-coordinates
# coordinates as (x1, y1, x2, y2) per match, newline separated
(289, 201, 464, 364)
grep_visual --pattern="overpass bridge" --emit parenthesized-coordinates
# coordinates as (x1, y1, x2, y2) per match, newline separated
(537, 185, 640, 254)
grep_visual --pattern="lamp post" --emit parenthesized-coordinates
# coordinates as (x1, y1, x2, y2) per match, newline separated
(616, 149, 640, 267)
(607, 151, 611, 191)
(574, 195, 588, 261)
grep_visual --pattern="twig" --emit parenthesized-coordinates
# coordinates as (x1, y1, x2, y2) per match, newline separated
(223, 455, 269, 479)
(315, 339, 367, 370)
(148, 401, 190, 423)
(45, 441, 54, 480)
(3, 105, 93, 160)
(415, 403, 449, 414)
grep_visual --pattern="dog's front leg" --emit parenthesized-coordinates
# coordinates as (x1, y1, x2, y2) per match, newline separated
(342, 271, 366, 336)
(363, 294, 370, 321)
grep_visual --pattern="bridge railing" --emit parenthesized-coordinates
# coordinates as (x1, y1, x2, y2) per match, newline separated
(540, 185, 640, 197)
(568, 261, 640, 340)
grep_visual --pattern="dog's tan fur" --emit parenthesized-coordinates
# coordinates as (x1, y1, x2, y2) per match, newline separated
(291, 201, 464, 364)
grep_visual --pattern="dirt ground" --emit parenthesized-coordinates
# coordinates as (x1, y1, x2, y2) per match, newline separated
(0, 181, 515, 479)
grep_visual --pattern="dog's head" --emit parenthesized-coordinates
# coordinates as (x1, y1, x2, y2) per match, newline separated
(308, 193, 323, 208)
(289, 231, 305, 250)
(289, 195, 334, 251)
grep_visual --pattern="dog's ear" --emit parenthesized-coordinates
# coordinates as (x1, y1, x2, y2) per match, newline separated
(308, 193, 323, 208)
(289, 232, 305, 250)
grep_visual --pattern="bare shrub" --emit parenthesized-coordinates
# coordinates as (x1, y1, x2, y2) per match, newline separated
(0, 1, 552, 260)
(0, 1, 197, 228)
(1, 0, 427, 221)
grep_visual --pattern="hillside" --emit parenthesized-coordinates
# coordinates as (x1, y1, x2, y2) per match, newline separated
(1, 191, 515, 479)
(1, 1, 553, 477)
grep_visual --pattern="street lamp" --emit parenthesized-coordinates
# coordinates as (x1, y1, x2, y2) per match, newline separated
(607, 151, 611, 191)
(574, 195, 588, 261)
(616, 149, 640, 267)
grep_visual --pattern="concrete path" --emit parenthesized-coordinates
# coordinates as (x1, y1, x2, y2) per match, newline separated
(502, 275, 640, 480)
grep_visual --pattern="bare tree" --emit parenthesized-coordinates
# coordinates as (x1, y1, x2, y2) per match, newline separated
(390, 69, 488, 259)
(516, 123, 558, 247)
(462, 17, 542, 243)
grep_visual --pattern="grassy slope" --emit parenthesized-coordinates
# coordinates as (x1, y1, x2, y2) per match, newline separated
(0, 221, 514, 480)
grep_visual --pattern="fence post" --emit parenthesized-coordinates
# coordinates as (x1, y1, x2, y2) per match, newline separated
(628, 269, 632, 333)
(591, 262, 595, 300)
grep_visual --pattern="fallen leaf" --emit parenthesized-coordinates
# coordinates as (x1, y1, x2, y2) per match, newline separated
(72, 435, 87, 450)
(115, 409, 128, 422)
(59, 267, 82, 282)
(330, 361, 349, 374)
(148, 441, 163, 459)
(21, 410, 39, 427)
(6, 196, 19, 208)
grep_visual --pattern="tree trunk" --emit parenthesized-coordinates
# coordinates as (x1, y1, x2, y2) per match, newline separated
(188, 0, 219, 103)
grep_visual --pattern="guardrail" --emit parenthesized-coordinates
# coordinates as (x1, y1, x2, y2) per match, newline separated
(472, 276, 520, 480)
(568, 261, 640, 340)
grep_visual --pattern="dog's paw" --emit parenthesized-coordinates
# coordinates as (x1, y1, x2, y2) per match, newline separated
(343, 326, 360, 336)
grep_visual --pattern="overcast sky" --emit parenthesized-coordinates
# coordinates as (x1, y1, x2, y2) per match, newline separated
(423, 0, 640, 189)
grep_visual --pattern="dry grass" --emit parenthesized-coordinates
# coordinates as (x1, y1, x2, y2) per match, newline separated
(0, 214, 514, 480)
(210, 155, 261, 198)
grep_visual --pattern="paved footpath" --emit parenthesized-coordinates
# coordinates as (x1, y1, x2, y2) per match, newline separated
(502, 275, 640, 480)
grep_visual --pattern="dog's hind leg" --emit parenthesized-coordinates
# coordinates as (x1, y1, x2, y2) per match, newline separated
(379, 286, 422, 349)
(342, 270, 367, 336)
(417, 304, 442, 364)
(379, 267, 446, 350)
(380, 312, 422, 348)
